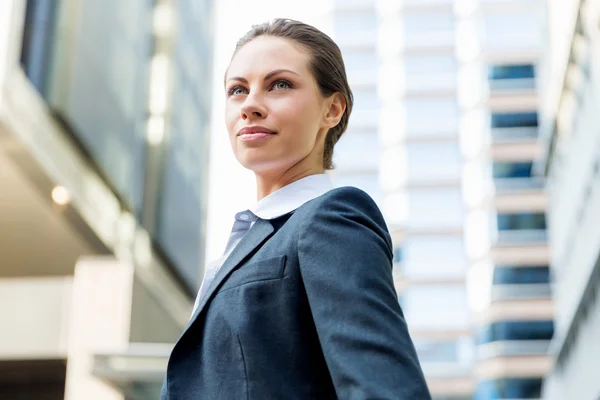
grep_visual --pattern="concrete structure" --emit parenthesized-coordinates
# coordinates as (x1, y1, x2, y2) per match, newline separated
(377, 1, 473, 398)
(537, 0, 600, 399)
(457, 0, 554, 398)
(0, 0, 215, 398)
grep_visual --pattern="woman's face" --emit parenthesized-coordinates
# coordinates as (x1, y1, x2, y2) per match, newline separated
(225, 36, 333, 175)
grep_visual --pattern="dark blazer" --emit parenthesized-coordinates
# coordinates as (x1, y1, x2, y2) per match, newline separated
(161, 187, 431, 399)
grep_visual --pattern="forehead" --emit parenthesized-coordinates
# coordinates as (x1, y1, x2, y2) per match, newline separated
(227, 36, 312, 79)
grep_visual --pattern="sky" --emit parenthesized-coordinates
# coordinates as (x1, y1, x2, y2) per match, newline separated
(205, 1, 332, 261)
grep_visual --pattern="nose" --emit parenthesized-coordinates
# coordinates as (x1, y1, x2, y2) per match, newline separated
(240, 93, 267, 120)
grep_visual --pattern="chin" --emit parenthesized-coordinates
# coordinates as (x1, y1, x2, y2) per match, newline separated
(238, 155, 291, 175)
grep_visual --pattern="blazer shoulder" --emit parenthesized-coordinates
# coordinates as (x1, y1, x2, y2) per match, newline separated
(299, 186, 388, 231)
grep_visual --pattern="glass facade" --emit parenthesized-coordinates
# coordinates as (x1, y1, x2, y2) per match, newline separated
(493, 266, 551, 285)
(22, 0, 152, 214)
(20, 0, 214, 292)
(491, 112, 539, 129)
(492, 161, 533, 179)
(404, 98, 459, 137)
(400, 285, 469, 330)
(405, 187, 464, 229)
(475, 377, 543, 399)
(477, 320, 554, 344)
(402, 236, 466, 279)
(497, 212, 547, 231)
(488, 64, 535, 80)
(406, 142, 462, 183)
(155, 0, 214, 289)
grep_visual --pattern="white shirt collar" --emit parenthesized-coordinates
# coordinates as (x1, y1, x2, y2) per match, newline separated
(249, 174, 333, 220)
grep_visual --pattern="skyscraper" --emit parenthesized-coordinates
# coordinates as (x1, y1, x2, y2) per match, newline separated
(457, 0, 553, 398)
(378, 1, 474, 398)
(538, 0, 600, 399)
(329, 0, 382, 204)
(0, 0, 215, 398)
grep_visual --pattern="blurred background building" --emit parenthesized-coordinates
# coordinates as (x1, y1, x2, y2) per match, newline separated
(538, 0, 600, 399)
(378, 1, 474, 399)
(329, 0, 383, 204)
(0, 0, 214, 398)
(457, 0, 554, 399)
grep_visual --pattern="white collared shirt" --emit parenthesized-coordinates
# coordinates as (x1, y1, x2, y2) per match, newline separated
(191, 173, 334, 316)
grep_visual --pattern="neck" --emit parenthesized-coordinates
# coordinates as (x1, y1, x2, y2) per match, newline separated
(254, 164, 325, 201)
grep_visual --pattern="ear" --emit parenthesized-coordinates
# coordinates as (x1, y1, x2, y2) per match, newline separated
(322, 92, 346, 130)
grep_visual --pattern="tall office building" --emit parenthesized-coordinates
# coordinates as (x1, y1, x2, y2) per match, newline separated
(378, 1, 474, 398)
(0, 0, 214, 398)
(457, 1, 554, 398)
(538, 1, 600, 399)
(329, 0, 382, 204)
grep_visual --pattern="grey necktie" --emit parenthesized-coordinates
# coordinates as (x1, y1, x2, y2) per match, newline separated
(222, 210, 259, 256)
(194, 210, 258, 308)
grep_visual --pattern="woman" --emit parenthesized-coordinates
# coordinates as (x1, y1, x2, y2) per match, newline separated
(162, 18, 430, 399)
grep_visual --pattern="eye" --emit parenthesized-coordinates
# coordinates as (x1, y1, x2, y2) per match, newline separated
(227, 85, 247, 96)
(271, 79, 293, 90)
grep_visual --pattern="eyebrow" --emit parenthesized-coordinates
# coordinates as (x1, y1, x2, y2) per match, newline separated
(225, 69, 300, 85)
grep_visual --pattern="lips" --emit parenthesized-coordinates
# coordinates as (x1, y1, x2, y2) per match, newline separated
(237, 126, 277, 141)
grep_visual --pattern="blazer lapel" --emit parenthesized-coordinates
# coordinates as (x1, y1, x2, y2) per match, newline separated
(186, 218, 275, 329)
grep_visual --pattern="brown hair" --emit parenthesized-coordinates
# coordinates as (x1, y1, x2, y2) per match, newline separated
(231, 18, 353, 170)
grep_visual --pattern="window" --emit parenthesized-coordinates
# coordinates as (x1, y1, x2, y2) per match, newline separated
(393, 246, 403, 263)
(493, 266, 550, 285)
(497, 212, 547, 231)
(155, 1, 215, 291)
(492, 162, 533, 179)
(404, 187, 464, 229)
(405, 54, 457, 75)
(475, 378, 543, 399)
(403, 11, 454, 36)
(403, 54, 457, 91)
(483, 12, 541, 50)
(413, 339, 460, 363)
(404, 98, 459, 137)
(406, 142, 462, 182)
(491, 112, 539, 128)
(403, 236, 467, 278)
(488, 64, 535, 80)
(20, 0, 59, 96)
(477, 320, 554, 344)
(399, 286, 469, 330)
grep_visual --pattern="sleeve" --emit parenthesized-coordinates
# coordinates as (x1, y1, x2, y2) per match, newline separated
(297, 187, 431, 400)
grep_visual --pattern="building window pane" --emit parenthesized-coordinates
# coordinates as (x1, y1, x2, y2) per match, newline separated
(493, 266, 550, 285)
(475, 378, 543, 399)
(155, 1, 214, 291)
(405, 98, 459, 137)
(491, 112, 539, 128)
(477, 321, 554, 344)
(488, 64, 535, 80)
(399, 286, 469, 330)
(402, 236, 466, 278)
(497, 212, 547, 231)
(492, 162, 533, 179)
(406, 142, 461, 182)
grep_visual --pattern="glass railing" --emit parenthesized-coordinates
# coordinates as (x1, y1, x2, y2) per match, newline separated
(477, 340, 551, 360)
(491, 284, 552, 301)
(495, 229, 548, 245)
(493, 177, 546, 192)
(477, 321, 554, 345)
(491, 126, 539, 141)
(488, 78, 536, 92)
